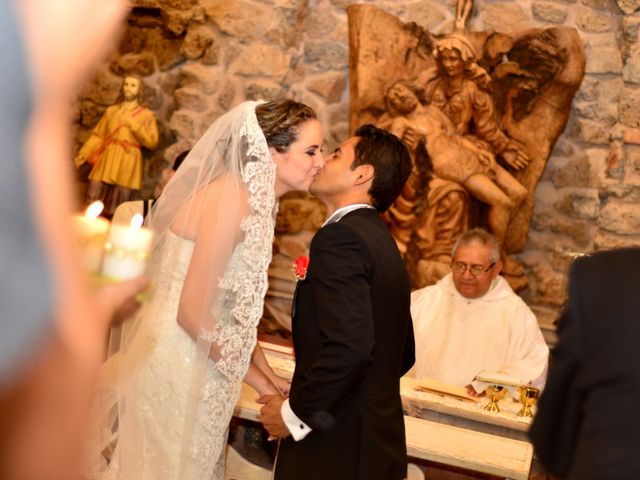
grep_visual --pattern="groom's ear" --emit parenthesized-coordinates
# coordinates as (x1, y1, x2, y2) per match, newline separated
(352, 164, 373, 187)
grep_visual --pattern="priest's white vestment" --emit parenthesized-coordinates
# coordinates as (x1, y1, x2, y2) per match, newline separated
(407, 273, 549, 389)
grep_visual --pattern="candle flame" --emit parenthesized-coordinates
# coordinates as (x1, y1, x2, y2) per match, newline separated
(130, 213, 144, 229)
(85, 201, 104, 219)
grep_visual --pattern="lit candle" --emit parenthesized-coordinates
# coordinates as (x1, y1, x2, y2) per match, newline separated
(101, 213, 154, 280)
(72, 201, 109, 274)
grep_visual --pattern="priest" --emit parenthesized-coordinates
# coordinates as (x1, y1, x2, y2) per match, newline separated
(407, 229, 548, 395)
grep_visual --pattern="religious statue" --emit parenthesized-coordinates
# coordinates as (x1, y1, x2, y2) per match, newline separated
(348, 4, 585, 289)
(379, 78, 516, 284)
(382, 38, 530, 275)
(454, 0, 473, 32)
(75, 75, 159, 218)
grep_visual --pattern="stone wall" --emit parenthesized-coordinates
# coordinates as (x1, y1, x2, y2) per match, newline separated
(74, 0, 640, 337)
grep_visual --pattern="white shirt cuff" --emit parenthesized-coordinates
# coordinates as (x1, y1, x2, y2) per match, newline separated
(281, 398, 312, 441)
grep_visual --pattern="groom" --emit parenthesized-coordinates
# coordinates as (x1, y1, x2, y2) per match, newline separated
(258, 124, 415, 480)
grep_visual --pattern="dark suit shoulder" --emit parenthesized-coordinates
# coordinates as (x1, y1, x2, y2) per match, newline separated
(333, 209, 395, 242)
(313, 210, 381, 246)
(570, 247, 640, 291)
(311, 219, 372, 268)
(573, 247, 640, 272)
(318, 210, 400, 257)
(313, 219, 367, 246)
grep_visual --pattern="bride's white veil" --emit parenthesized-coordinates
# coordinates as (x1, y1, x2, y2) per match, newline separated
(90, 100, 282, 478)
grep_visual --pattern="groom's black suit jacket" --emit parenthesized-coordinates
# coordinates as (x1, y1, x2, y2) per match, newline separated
(275, 208, 415, 480)
(529, 248, 640, 479)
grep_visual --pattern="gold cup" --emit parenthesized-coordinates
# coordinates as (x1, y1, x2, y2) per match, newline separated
(483, 385, 507, 413)
(517, 385, 540, 417)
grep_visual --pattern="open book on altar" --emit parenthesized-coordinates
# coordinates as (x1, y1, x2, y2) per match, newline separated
(410, 377, 480, 403)
(474, 372, 521, 387)
(472, 372, 522, 398)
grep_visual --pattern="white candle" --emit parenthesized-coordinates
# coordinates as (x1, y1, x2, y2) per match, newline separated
(72, 201, 109, 274)
(101, 213, 154, 280)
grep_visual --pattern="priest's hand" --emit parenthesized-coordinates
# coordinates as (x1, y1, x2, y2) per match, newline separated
(465, 384, 486, 398)
(257, 394, 290, 439)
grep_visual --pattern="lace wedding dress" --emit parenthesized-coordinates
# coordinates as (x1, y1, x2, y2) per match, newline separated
(97, 232, 240, 479)
(89, 101, 277, 480)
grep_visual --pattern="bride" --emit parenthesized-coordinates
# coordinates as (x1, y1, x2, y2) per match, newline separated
(88, 99, 324, 479)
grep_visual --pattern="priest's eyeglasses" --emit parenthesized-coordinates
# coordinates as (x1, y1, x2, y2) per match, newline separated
(451, 261, 496, 275)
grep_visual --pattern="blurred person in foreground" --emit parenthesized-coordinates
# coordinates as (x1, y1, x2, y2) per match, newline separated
(530, 248, 640, 479)
(0, 1, 148, 479)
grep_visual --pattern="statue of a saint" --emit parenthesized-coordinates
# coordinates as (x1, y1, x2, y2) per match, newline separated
(75, 75, 159, 218)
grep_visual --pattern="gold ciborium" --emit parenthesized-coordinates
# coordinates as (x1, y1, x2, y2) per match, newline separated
(517, 385, 540, 417)
(484, 385, 507, 413)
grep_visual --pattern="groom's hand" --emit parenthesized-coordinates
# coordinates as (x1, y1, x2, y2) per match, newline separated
(257, 394, 290, 439)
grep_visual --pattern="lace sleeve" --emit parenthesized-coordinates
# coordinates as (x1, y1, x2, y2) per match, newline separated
(174, 177, 249, 345)
(156, 101, 277, 383)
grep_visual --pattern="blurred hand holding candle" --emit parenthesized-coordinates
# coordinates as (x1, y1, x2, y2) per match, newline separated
(72, 201, 109, 274)
(102, 214, 154, 280)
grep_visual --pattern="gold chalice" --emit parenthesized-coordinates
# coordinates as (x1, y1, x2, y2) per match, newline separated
(483, 385, 507, 413)
(517, 385, 540, 417)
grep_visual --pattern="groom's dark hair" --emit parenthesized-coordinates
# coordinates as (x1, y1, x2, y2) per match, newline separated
(351, 124, 411, 212)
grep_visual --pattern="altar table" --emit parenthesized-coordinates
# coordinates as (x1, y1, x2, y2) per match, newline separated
(233, 382, 532, 479)
(401, 377, 532, 442)
(231, 343, 534, 479)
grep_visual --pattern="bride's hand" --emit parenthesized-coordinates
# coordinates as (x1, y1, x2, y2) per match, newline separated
(257, 381, 282, 398)
(271, 375, 291, 397)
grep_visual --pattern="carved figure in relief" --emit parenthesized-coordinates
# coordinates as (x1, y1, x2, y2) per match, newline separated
(75, 75, 159, 218)
(351, 4, 585, 291)
(426, 35, 527, 167)
(382, 80, 496, 185)
(380, 75, 528, 277)
(454, 0, 473, 32)
(379, 81, 470, 285)
(420, 36, 529, 254)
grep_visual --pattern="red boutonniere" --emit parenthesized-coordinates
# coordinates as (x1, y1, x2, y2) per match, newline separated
(293, 255, 310, 281)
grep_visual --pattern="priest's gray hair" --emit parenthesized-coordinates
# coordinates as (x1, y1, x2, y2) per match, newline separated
(451, 228, 500, 264)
